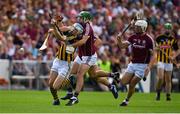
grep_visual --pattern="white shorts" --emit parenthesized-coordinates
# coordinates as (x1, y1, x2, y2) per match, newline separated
(157, 62, 173, 71)
(51, 58, 72, 77)
(125, 63, 148, 79)
(74, 53, 97, 66)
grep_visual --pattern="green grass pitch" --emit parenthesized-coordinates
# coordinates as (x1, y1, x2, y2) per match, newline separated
(0, 90, 180, 113)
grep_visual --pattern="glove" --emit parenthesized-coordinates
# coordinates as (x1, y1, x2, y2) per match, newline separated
(50, 19, 56, 25)
(143, 77, 146, 81)
(55, 14, 63, 22)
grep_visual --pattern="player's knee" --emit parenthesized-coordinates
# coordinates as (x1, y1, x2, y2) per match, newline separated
(158, 78, 163, 82)
(165, 77, 171, 83)
(76, 75, 83, 81)
(76, 72, 84, 79)
(71, 69, 76, 74)
(53, 84, 59, 90)
(120, 80, 127, 86)
(129, 83, 136, 89)
(165, 80, 171, 85)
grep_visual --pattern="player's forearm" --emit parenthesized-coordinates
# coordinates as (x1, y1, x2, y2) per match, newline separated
(71, 35, 89, 48)
(59, 26, 71, 32)
(71, 39, 86, 48)
(172, 49, 180, 59)
(94, 37, 102, 48)
(52, 25, 66, 41)
(148, 51, 156, 69)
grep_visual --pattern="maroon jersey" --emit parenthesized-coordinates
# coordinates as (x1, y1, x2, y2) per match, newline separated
(78, 22, 96, 57)
(128, 33, 154, 63)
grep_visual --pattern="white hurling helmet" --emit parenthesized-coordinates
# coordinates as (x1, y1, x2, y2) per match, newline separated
(134, 20, 148, 32)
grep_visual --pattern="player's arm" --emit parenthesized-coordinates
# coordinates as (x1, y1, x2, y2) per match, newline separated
(143, 37, 156, 81)
(148, 49, 157, 69)
(71, 35, 90, 48)
(71, 23, 91, 47)
(94, 35, 102, 49)
(171, 39, 180, 60)
(51, 23, 73, 41)
(117, 35, 131, 48)
(49, 26, 66, 41)
(59, 26, 72, 32)
(174, 40, 180, 68)
(143, 49, 156, 81)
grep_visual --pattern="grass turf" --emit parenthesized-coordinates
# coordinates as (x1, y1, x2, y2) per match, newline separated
(0, 90, 180, 113)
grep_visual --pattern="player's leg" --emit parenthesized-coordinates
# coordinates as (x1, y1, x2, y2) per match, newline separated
(97, 77, 119, 99)
(66, 54, 97, 106)
(164, 63, 173, 101)
(120, 63, 146, 106)
(66, 63, 90, 106)
(117, 72, 133, 106)
(49, 70, 60, 105)
(116, 63, 135, 86)
(156, 62, 165, 100)
(61, 55, 82, 100)
(120, 76, 141, 106)
(53, 60, 73, 90)
(53, 75, 69, 90)
(88, 66, 110, 86)
(52, 60, 72, 105)
(61, 62, 80, 100)
(75, 63, 90, 95)
(164, 71, 172, 101)
(88, 65, 119, 99)
(49, 59, 60, 105)
(88, 64, 120, 79)
(49, 70, 58, 90)
(93, 69, 119, 78)
(95, 77, 109, 88)
(88, 65, 110, 85)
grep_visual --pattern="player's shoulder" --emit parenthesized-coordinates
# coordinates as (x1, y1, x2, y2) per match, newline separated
(168, 35, 176, 41)
(145, 33, 153, 38)
(155, 34, 165, 42)
(156, 34, 165, 39)
(144, 33, 154, 42)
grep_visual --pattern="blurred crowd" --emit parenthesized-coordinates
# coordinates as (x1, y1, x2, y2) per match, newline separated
(0, 0, 180, 73)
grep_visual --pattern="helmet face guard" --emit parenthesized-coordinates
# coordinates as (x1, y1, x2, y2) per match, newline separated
(73, 23, 84, 34)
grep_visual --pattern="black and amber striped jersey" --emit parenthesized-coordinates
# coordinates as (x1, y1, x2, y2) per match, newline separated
(55, 31, 81, 62)
(156, 34, 178, 63)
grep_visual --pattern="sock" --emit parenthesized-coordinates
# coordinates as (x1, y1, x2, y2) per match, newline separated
(50, 87, 58, 100)
(69, 75, 76, 88)
(74, 92, 79, 97)
(108, 84, 111, 89)
(108, 73, 112, 78)
(156, 89, 161, 96)
(166, 93, 170, 97)
(67, 87, 73, 94)
(125, 98, 129, 102)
